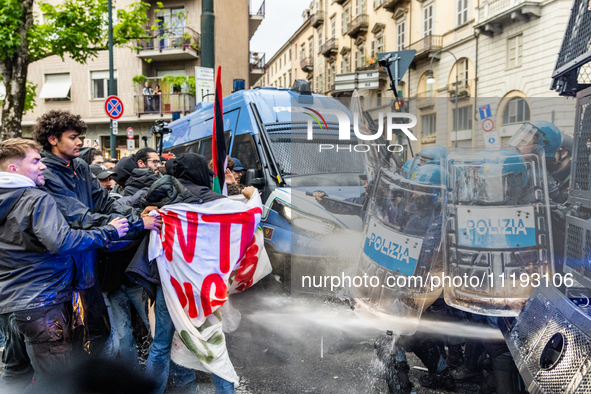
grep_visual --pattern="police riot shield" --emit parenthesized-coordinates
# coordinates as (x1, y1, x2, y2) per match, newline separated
(350, 167, 446, 335)
(443, 149, 554, 316)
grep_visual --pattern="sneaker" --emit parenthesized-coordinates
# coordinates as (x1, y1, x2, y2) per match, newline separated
(452, 363, 484, 383)
(419, 368, 456, 391)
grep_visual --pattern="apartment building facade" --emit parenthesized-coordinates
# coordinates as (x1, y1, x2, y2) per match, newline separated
(254, 0, 574, 152)
(17, 0, 263, 158)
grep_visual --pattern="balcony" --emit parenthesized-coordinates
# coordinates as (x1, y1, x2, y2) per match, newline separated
(447, 79, 472, 100)
(249, 52, 265, 86)
(407, 35, 443, 63)
(249, 0, 265, 39)
(320, 38, 339, 57)
(134, 93, 195, 117)
(346, 14, 369, 38)
(333, 0, 347, 4)
(135, 27, 200, 61)
(301, 57, 314, 72)
(311, 11, 325, 28)
(415, 91, 436, 110)
(475, 0, 541, 36)
(383, 0, 405, 12)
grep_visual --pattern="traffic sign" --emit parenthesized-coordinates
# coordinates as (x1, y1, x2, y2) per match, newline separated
(484, 131, 501, 148)
(482, 118, 494, 132)
(393, 98, 405, 111)
(127, 139, 135, 151)
(105, 95, 124, 120)
(479, 104, 492, 120)
(127, 127, 134, 139)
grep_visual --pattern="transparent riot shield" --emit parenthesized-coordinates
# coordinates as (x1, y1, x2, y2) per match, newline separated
(443, 149, 554, 316)
(350, 168, 446, 335)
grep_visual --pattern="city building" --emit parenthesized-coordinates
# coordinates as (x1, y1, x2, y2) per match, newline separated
(254, 0, 574, 152)
(16, 0, 264, 158)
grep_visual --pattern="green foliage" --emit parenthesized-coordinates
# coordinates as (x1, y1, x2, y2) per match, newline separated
(0, 79, 37, 115)
(0, 0, 24, 61)
(131, 74, 147, 86)
(160, 74, 195, 95)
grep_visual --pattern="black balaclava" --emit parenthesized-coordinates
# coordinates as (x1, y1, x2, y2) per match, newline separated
(112, 156, 139, 188)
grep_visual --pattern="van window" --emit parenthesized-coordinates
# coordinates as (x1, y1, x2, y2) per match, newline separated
(231, 133, 260, 170)
(200, 132, 231, 162)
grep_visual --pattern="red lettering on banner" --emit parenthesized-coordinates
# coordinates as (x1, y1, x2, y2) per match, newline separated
(162, 211, 199, 263)
(170, 276, 187, 308)
(200, 273, 228, 316)
(201, 207, 262, 273)
(234, 237, 259, 292)
(170, 276, 199, 319)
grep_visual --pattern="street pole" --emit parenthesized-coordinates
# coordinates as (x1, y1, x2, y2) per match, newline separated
(201, 0, 215, 68)
(428, 49, 459, 148)
(108, 0, 116, 159)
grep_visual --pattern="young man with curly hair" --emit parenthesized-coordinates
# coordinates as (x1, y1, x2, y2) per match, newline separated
(32, 110, 162, 355)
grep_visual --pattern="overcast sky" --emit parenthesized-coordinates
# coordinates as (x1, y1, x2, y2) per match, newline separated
(249, 0, 312, 61)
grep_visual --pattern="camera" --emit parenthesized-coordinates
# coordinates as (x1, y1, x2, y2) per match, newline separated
(152, 120, 171, 137)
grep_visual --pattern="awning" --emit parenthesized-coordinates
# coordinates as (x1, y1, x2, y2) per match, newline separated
(39, 73, 71, 99)
(0, 82, 5, 101)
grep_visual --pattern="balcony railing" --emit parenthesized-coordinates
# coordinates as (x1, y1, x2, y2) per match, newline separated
(477, 0, 541, 28)
(447, 79, 473, 99)
(134, 93, 195, 117)
(135, 26, 200, 59)
(407, 35, 443, 58)
(347, 14, 369, 38)
(301, 57, 314, 72)
(311, 11, 325, 28)
(250, 52, 266, 71)
(320, 38, 339, 57)
(415, 91, 436, 110)
(383, 0, 404, 12)
(250, 0, 265, 16)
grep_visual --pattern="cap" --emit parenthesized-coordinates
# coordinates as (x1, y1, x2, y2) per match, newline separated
(232, 158, 245, 171)
(90, 164, 115, 180)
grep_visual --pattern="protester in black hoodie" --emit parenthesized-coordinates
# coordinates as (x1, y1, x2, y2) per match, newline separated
(0, 139, 128, 391)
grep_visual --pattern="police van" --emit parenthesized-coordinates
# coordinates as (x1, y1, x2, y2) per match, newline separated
(162, 80, 387, 285)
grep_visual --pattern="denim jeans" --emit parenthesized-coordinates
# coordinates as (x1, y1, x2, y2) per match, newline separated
(107, 285, 149, 367)
(145, 286, 235, 394)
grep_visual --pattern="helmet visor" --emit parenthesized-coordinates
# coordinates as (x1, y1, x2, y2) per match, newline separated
(507, 123, 543, 154)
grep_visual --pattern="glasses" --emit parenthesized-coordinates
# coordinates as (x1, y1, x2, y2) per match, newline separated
(148, 159, 161, 164)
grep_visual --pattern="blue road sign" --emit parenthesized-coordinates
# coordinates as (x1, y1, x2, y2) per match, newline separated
(479, 104, 492, 120)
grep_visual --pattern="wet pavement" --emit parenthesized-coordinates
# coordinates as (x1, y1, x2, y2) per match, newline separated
(0, 280, 485, 394)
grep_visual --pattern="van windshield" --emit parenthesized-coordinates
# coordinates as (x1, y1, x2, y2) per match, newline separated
(265, 122, 389, 178)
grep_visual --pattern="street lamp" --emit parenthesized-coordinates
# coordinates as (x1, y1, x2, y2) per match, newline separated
(427, 50, 459, 148)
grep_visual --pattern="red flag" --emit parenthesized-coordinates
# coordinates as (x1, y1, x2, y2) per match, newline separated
(211, 66, 227, 195)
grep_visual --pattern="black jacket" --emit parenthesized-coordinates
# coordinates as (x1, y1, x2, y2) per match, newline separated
(0, 186, 118, 313)
(124, 168, 159, 197)
(41, 152, 145, 289)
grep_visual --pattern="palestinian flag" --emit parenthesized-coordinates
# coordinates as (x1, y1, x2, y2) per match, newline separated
(211, 65, 227, 195)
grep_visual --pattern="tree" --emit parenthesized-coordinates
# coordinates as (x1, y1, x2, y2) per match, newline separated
(0, 0, 150, 140)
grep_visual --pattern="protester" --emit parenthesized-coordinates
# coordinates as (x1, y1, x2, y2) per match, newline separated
(32, 110, 162, 355)
(0, 138, 129, 390)
(552, 134, 573, 203)
(104, 158, 118, 170)
(90, 164, 116, 192)
(230, 157, 245, 183)
(127, 153, 259, 394)
(135, 147, 161, 174)
(80, 147, 104, 166)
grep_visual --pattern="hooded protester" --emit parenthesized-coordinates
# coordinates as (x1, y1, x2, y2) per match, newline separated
(79, 147, 103, 166)
(0, 138, 129, 391)
(124, 168, 160, 197)
(32, 110, 162, 355)
(127, 153, 259, 394)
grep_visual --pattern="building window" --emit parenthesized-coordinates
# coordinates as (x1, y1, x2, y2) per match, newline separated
(301, 44, 306, 60)
(289, 48, 292, 60)
(330, 15, 336, 38)
(507, 34, 523, 69)
(91, 70, 118, 99)
(309, 38, 314, 58)
(39, 73, 71, 101)
(288, 70, 292, 86)
(373, 0, 383, 9)
(373, 35, 384, 56)
(342, 55, 350, 73)
(457, 0, 468, 26)
(356, 0, 366, 15)
(342, 5, 350, 35)
(457, 59, 469, 88)
(422, 113, 436, 137)
(423, 4, 433, 37)
(318, 30, 323, 50)
(397, 20, 405, 51)
(356, 45, 365, 69)
(453, 105, 473, 131)
(503, 97, 530, 125)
